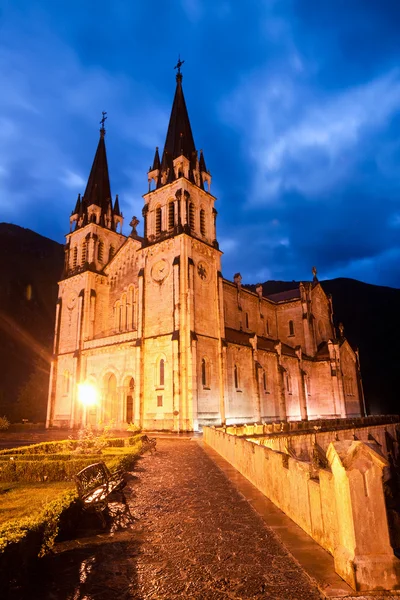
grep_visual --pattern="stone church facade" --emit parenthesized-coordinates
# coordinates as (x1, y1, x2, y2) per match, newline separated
(46, 72, 363, 431)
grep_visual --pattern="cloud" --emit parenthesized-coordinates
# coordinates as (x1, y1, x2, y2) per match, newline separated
(0, 14, 171, 242)
(220, 68, 400, 204)
(61, 170, 86, 190)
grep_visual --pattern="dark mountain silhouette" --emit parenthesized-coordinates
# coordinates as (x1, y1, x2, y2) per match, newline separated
(0, 223, 64, 421)
(0, 222, 398, 421)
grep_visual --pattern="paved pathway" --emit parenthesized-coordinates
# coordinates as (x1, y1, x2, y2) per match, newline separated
(19, 438, 322, 599)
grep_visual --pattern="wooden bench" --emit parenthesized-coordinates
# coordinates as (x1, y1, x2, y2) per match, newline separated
(75, 461, 126, 526)
(140, 435, 157, 454)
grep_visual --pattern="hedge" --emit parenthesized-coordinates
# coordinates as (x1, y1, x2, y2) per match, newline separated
(0, 436, 130, 456)
(0, 446, 141, 589)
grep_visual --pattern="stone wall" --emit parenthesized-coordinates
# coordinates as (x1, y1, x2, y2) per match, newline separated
(204, 424, 400, 591)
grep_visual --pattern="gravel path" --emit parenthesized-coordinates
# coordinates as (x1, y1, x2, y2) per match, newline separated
(17, 438, 322, 600)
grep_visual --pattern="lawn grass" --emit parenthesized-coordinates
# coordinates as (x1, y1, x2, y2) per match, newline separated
(0, 481, 75, 526)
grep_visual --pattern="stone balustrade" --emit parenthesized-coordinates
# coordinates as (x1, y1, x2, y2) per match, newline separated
(204, 424, 400, 591)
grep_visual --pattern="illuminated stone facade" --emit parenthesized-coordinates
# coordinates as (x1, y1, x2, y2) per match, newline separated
(46, 73, 363, 431)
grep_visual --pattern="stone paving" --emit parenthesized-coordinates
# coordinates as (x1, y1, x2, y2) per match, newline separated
(16, 438, 323, 600)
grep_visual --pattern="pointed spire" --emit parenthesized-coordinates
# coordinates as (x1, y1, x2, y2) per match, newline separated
(149, 62, 211, 192)
(82, 129, 112, 210)
(70, 115, 123, 232)
(162, 67, 196, 164)
(152, 146, 161, 170)
(73, 193, 81, 215)
(113, 194, 121, 216)
(199, 149, 207, 173)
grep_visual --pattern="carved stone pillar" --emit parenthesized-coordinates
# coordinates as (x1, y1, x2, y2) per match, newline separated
(327, 440, 400, 591)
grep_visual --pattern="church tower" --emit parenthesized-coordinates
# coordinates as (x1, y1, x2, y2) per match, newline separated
(46, 119, 126, 428)
(139, 65, 224, 430)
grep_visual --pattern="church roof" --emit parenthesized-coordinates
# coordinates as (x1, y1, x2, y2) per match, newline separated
(267, 288, 301, 303)
(82, 130, 112, 212)
(224, 328, 298, 357)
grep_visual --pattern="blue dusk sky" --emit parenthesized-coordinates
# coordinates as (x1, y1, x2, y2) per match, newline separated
(1, 1, 400, 287)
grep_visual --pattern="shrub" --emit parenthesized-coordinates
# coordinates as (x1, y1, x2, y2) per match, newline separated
(106, 438, 125, 448)
(0, 440, 79, 456)
(126, 423, 141, 434)
(0, 489, 78, 589)
(0, 416, 10, 431)
(128, 434, 142, 446)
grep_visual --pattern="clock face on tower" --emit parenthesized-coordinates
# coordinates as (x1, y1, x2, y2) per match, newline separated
(67, 291, 78, 309)
(197, 261, 208, 281)
(151, 259, 169, 282)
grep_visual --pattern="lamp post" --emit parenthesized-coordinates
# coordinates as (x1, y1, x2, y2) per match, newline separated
(78, 382, 98, 427)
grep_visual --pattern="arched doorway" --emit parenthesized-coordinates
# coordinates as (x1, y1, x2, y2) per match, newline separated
(103, 373, 117, 423)
(125, 377, 134, 423)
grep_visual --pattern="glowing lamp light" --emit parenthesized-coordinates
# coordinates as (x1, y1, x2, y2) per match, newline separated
(78, 383, 97, 407)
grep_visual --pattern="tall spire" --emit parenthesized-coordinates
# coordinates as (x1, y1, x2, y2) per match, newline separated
(148, 61, 211, 191)
(81, 128, 112, 211)
(70, 114, 123, 232)
(162, 64, 196, 162)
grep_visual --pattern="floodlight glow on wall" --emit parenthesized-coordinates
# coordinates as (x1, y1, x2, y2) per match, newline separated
(78, 382, 98, 406)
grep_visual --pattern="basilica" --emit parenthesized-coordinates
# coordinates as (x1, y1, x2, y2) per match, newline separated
(46, 70, 363, 431)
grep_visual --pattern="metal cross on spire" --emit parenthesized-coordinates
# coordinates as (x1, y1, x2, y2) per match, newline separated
(174, 55, 185, 74)
(100, 111, 107, 130)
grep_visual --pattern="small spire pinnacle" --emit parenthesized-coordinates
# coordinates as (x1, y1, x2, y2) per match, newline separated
(312, 266, 318, 282)
(174, 55, 185, 82)
(100, 111, 107, 138)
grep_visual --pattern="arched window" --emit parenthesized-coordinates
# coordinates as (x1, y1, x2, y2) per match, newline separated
(189, 202, 195, 230)
(286, 371, 292, 393)
(72, 246, 78, 269)
(289, 320, 295, 336)
(98, 240, 104, 262)
(81, 241, 87, 265)
(202, 358, 207, 386)
(234, 364, 240, 389)
(245, 312, 249, 329)
(156, 206, 162, 235)
(121, 294, 127, 330)
(109, 245, 115, 261)
(159, 358, 165, 387)
(168, 202, 175, 230)
(263, 370, 267, 393)
(200, 209, 206, 236)
(114, 302, 121, 331)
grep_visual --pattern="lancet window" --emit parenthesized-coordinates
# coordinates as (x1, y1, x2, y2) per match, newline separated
(81, 241, 87, 265)
(98, 240, 104, 262)
(234, 364, 240, 390)
(156, 206, 162, 235)
(200, 209, 206, 236)
(189, 202, 195, 230)
(289, 320, 295, 336)
(168, 202, 175, 230)
(201, 358, 210, 388)
(72, 246, 78, 269)
(159, 358, 165, 387)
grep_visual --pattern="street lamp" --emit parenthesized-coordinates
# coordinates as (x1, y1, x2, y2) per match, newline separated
(78, 382, 97, 426)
